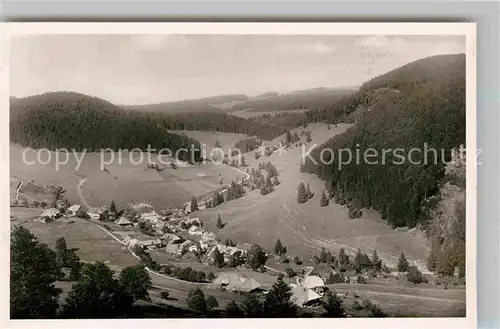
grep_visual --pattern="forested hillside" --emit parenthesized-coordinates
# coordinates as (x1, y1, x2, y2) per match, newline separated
(152, 112, 288, 141)
(226, 88, 355, 113)
(9, 92, 202, 161)
(301, 54, 466, 229)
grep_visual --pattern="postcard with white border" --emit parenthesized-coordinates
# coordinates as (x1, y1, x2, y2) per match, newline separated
(0, 22, 476, 329)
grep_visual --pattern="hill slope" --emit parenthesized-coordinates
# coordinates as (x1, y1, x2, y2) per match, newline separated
(10, 92, 201, 160)
(301, 54, 466, 229)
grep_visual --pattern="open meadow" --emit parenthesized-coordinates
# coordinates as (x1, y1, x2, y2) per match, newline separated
(10, 145, 243, 210)
(192, 123, 430, 271)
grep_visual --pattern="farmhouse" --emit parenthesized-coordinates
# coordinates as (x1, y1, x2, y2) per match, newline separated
(213, 272, 263, 293)
(162, 233, 182, 244)
(235, 243, 254, 255)
(116, 217, 133, 227)
(188, 225, 203, 236)
(302, 275, 325, 289)
(87, 206, 107, 221)
(87, 212, 100, 221)
(307, 263, 336, 282)
(201, 231, 217, 242)
(290, 285, 322, 307)
(207, 244, 244, 263)
(140, 211, 161, 224)
(66, 204, 82, 216)
(184, 217, 202, 227)
(40, 208, 61, 221)
(124, 236, 162, 249)
(165, 240, 192, 255)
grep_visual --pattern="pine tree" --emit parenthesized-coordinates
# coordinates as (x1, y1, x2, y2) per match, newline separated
(320, 190, 329, 207)
(322, 291, 346, 317)
(306, 131, 312, 143)
(274, 239, 284, 256)
(306, 183, 313, 199)
(354, 249, 363, 273)
(109, 201, 117, 214)
(263, 277, 297, 317)
(240, 155, 246, 167)
(285, 131, 291, 144)
(398, 252, 409, 272)
(338, 248, 348, 267)
(190, 196, 198, 212)
(265, 173, 273, 191)
(297, 182, 308, 203)
(213, 248, 225, 268)
(372, 250, 382, 272)
(216, 214, 224, 229)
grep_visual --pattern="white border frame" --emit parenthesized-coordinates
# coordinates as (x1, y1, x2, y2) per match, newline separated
(0, 22, 477, 329)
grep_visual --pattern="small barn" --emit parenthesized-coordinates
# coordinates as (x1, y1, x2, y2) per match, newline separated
(116, 217, 133, 227)
(213, 272, 262, 293)
(290, 285, 322, 307)
(40, 208, 61, 221)
(307, 263, 337, 282)
(66, 204, 82, 216)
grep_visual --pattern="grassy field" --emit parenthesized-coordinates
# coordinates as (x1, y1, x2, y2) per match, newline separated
(332, 283, 466, 317)
(18, 218, 139, 267)
(171, 130, 249, 155)
(10, 145, 243, 210)
(191, 123, 430, 271)
(10, 207, 44, 226)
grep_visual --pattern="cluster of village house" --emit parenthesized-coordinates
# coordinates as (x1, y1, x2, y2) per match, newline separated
(38, 201, 256, 266)
(211, 264, 348, 307)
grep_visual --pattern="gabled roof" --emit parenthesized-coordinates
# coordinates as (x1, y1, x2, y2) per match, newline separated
(303, 275, 325, 289)
(41, 208, 60, 218)
(116, 217, 132, 225)
(67, 204, 81, 212)
(290, 286, 322, 307)
(213, 272, 262, 292)
(307, 263, 336, 279)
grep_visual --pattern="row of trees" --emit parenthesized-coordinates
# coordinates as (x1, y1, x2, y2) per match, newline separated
(11, 226, 153, 319)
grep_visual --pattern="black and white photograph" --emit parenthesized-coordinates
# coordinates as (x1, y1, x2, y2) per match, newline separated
(2, 23, 476, 325)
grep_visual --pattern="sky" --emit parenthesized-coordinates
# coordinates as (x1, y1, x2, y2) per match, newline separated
(10, 34, 464, 104)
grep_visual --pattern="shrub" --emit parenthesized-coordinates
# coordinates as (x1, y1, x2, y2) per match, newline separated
(207, 272, 216, 281)
(160, 291, 170, 300)
(187, 288, 206, 312)
(357, 275, 367, 284)
(361, 299, 372, 309)
(285, 268, 296, 278)
(370, 304, 387, 317)
(206, 296, 219, 310)
(282, 258, 290, 264)
(406, 266, 426, 284)
(352, 300, 363, 310)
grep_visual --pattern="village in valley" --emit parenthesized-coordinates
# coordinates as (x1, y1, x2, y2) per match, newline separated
(10, 130, 465, 317)
(9, 33, 468, 319)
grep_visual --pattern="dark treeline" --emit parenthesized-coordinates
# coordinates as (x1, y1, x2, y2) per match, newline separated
(301, 54, 466, 228)
(153, 112, 287, 141)
(123, 94, 248, 113)
(253, 111, 309, 130)
(10, 92, 202, 161)
(228, 88, 355, 113)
